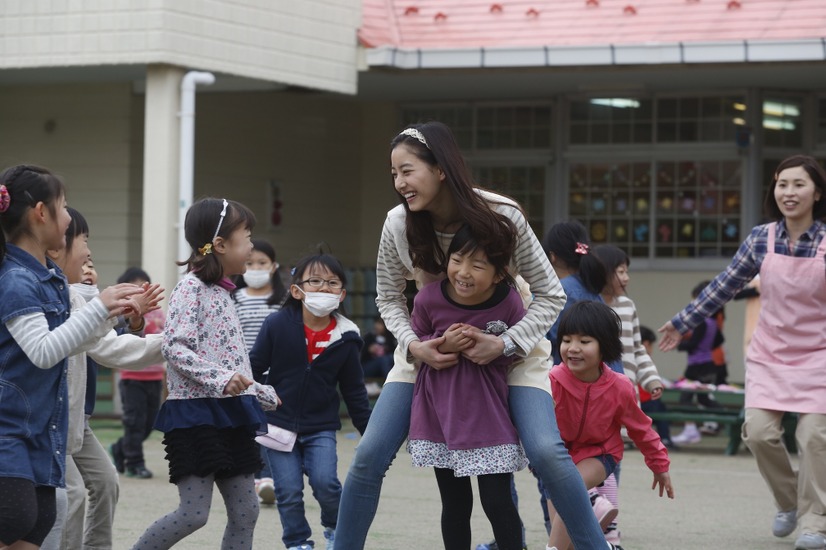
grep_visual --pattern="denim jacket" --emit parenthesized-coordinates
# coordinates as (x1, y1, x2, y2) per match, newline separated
(0, 244, 71, 487)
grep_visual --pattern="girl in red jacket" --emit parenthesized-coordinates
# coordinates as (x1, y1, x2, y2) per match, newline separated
(547, 301, 674, 550)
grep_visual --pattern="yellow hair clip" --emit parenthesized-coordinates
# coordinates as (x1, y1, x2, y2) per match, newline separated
(198, 243, 213, 256)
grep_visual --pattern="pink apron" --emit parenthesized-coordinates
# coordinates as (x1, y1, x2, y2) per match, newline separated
(745, 222, 826, 413)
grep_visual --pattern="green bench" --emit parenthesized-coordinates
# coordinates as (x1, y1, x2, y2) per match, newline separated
(647, 387, 797, 456)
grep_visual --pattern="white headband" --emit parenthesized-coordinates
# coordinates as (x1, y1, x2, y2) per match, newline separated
(399, 128, 430, 149)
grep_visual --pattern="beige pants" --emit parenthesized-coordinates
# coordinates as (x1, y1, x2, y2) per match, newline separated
(742, 408, 826, 534)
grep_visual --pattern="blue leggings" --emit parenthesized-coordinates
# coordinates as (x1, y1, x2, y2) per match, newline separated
(335, 382, 607, 549)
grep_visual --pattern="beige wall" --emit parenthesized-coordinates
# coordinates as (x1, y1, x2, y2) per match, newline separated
(631, 270, 747, 384)
(0, 82, 748, 383)
(0, 0, 360, 94)
(0, 82, 139, 286)
(192, 91, 388, 267)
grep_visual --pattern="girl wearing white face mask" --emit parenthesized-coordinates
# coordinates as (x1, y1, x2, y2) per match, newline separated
(249, 252, 372, 550)
(232, 239, 288, 353)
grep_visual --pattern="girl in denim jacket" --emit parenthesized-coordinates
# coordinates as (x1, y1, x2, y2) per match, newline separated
(0, 165, 142, 548)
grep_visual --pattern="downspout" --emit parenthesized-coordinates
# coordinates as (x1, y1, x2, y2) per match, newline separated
(178, 70, 215, 271)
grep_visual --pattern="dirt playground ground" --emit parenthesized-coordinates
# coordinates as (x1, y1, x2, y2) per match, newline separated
(94, 418, 794, 549)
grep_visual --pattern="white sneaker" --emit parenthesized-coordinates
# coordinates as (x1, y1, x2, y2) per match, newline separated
(672, 424, 701, 445)
(795, 532, 826, 550)
(773, 509, 797, 537)
(255, 477, 275, 505)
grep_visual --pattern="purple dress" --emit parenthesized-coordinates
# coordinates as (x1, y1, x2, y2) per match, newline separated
(408, 280, 527, 477)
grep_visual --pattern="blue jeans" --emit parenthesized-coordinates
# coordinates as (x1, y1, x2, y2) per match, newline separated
(335, 383, 607, 549)
(264, 430, 340, 548)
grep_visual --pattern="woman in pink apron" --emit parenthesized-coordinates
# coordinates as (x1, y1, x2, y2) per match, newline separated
(659, 154, 826, 550)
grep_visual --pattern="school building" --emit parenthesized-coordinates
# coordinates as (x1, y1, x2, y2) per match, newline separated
(1, 0, 825, 381)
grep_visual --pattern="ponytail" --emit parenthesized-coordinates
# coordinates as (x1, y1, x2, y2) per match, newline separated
(542, 220, 607, 295)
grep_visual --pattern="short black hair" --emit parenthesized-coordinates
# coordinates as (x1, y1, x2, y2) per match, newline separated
(118, 267, 151, 284)
(556, 301, 623, 364)
(639, 325, 657, 345)
(65, 207, 89, 253)
(283, 250, 348, 315)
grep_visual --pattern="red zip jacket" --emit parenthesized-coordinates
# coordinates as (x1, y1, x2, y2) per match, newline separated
(551, 363, 670, 474)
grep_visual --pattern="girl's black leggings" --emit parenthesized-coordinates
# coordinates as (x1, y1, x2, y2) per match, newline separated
(0, 477, 56, 546)
(433, 468, 522, 550)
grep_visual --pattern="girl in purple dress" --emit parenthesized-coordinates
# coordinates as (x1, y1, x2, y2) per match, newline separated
(408, 224, 526, 550)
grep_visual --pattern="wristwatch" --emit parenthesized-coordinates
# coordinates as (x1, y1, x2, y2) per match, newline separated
(500, 334, 518, 357)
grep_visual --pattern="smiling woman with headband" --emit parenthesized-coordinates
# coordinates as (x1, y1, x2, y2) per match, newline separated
(335, 122, 618, 550)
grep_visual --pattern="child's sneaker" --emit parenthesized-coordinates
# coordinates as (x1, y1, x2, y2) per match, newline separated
(672, 423, 702, 445)
(255, 477, 275, 505)
(605, 523, 621, 545)
(592, 495, 618, 532)
(323, 527, 335, 550)
(699, 421, 720, 435)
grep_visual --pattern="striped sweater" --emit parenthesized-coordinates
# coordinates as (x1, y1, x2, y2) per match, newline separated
(377, 189, 565, 389)
(605, 294, 662, 392)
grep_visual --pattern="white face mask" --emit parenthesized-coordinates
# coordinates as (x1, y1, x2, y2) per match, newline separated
(71, 283, 100, 303)
(243, 269, 271, 289)
(298, 288, 341, 317)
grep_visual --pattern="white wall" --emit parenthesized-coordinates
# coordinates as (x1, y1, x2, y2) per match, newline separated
(631, 270, 747, 384)
(0, 82, 139, 286)
(0, 82, 747, 384)
(0, 0, 360, 94)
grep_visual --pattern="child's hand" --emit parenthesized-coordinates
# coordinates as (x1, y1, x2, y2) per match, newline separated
(124, 283, 165, 329)
(652, 471, 674, 499)
(438, 323, 474, 353)
(134, 282, 164, 315)
(98, 284, 145, 318)
(409, 338, 459, 370)
(648, 384, 664, 400)
(224, 373, 253, 397)
(460, 328, 509, 365)
(253, 382, 281, 411)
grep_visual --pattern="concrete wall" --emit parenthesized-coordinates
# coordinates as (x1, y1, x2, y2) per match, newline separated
(0, 82, 138, 286)
(0, 0, 360, 94)
(0, 81, 748, 382)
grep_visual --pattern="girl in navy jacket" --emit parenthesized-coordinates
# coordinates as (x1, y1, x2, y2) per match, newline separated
(250, 252, 371, 550)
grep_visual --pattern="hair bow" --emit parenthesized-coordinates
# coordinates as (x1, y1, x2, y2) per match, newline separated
(575, 242, 590, 255)
(0, 184, 10, 214)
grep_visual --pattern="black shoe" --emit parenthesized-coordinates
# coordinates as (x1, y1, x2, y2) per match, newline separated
(110, 443, 125, 474)
(126, 466, 153, 479)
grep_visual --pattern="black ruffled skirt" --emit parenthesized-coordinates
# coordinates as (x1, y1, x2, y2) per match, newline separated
(162, 425, 263, 484)
(154, 395, 268, 484)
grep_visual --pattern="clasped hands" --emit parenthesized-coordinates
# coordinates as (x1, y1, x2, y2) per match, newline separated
(409, 323, 505, 370)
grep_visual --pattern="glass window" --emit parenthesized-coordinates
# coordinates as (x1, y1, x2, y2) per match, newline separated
(569, 160, 742, 259)
(763, 97, 803, 148)
(569, 98, 653, 145)
(402, 105, 552, 150)
(656, 96, 745, 143)
(817, 97, 826, 144)
(475, 165, 546, 233)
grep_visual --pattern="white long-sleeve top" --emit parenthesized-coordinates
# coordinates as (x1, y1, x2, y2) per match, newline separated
(63, 290, 165, 455)
(377, 190, 565, 389)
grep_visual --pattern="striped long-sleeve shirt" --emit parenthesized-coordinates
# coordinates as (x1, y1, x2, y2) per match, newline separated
(377, 189, 566, 388)
(606, 294, 662, 392)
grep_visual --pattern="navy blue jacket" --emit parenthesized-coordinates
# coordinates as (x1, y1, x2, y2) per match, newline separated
(250, 306, 371, 435)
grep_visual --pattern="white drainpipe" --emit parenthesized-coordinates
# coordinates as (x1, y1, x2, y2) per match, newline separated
(178, 70, 215, 271)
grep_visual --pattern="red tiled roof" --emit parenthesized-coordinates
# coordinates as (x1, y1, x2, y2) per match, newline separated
(359, 0, 826, 48)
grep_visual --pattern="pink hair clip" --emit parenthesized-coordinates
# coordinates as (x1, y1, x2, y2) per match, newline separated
(575, 242, 589, 255)
(0, 184, 10, 214)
